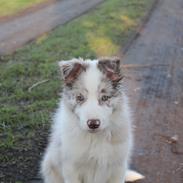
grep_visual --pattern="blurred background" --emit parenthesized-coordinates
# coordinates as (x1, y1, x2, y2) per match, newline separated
(0, 0, 182, 182)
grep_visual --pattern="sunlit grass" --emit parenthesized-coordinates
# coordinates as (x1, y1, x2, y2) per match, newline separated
(87, 34, 119, 56)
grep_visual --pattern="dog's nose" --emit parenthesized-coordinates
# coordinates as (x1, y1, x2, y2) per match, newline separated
(87, 119, 100, 129)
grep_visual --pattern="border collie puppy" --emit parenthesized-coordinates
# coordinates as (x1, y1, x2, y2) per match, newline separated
(41, 57, 144, 183)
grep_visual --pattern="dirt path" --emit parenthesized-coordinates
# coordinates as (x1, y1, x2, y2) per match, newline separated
(0, 0, 103, 55)
(122, 0, 183, 182)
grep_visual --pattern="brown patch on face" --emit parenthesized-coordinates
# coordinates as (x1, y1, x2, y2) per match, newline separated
(60, 62, 86, 86)
(98, 57, 123, 87)
(101, 88, 106, 93)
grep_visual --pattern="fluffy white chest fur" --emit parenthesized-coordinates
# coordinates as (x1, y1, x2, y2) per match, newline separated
(41, 58, 143, 183)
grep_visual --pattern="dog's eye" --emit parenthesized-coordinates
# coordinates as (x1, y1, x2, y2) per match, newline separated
(76, 94, 85, 102)
(101, 95, 110, 102)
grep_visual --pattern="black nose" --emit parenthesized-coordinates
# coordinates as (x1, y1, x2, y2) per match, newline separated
(87, 119, 100, 129)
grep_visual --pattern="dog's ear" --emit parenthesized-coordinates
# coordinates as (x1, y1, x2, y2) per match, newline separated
(98, 57, 123, 83)
(58, 59, 86, 86)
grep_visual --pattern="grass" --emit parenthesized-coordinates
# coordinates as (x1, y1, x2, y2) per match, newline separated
(0, 0, 48, 17)
(0, 0, 153, 154)
(0, 0, 154, 181)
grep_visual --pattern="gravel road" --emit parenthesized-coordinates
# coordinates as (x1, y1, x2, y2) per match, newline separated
(122, 0, 183, 182)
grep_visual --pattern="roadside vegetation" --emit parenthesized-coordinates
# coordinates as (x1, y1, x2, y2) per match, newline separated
(0, 0, 48, 17)
(0, 0, 154, 181)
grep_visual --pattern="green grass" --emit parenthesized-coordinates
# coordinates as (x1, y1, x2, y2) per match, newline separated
(0, 0, 47, 17)
(0, 0, 153, 159)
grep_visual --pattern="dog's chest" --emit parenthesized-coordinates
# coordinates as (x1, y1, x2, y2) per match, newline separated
(62, 130, 126, 182)
(76, 138, 122, 167)
(64, 132, 124, 165)
(75, 141, 118, 183)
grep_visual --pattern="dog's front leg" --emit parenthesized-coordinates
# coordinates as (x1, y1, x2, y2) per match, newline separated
(62, 163, 81, 183)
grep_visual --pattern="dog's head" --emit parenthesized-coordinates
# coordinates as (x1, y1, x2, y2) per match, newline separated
(59, 57, 124, 133)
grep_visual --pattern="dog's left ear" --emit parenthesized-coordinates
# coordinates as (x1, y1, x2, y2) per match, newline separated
(98, 57, 123, 82)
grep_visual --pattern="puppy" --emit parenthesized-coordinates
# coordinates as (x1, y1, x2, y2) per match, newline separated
(41, 57, 144, 183)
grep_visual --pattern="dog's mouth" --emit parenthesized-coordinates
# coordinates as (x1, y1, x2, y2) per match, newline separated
(88, 129, 100, 133)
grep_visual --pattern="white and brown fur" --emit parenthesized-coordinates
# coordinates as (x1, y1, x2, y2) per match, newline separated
(41, 57, 144, 183)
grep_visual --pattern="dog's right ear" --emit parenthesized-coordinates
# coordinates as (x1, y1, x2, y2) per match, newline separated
(58, 60, 85, 86)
